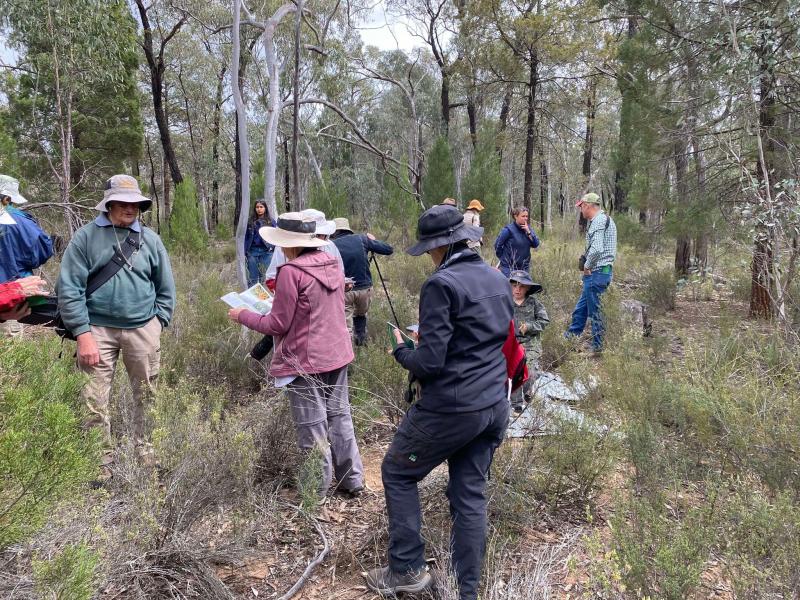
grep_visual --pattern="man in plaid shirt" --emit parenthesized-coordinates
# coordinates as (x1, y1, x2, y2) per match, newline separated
(565, 192, 617, 352)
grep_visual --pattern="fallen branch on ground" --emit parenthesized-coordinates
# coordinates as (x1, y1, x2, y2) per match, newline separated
(276, 512, 331, 600)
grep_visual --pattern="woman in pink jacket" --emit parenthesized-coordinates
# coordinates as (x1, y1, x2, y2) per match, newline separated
(228, 213, 364, 498)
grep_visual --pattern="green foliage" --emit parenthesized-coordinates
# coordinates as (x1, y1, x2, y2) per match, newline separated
(0, 109, 21, 178)
(3, 0, 142, 192)
(33, 542, 98, 600)
(214, 220, 233, 241)
(308, 170, 350, 220)
(164, 178, 207, 255)
(640, 266, 677, 313)
(123, 380, 258, 547)
(612, 212, 653, 253)
(381, 166, 420, 242)
(161, 263, 257, 388)
(0, 338, 100, 548)
(422, 136, 455, 207)
(611, 493, 714, 599)
(297, 445, 325, 512)
(530, 415, 619, 511)
(462, 129, 506, 233)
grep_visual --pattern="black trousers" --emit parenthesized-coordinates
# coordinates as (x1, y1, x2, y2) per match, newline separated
(381, 400, 509, 600)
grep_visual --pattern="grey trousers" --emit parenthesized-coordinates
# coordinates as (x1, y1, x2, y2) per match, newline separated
(287, 366, 365, 493)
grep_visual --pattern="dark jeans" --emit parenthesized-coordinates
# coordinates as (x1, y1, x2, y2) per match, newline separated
(246, 247, 273, 286)
(566, 270, 612, 350)
(381, 400, 510, 600)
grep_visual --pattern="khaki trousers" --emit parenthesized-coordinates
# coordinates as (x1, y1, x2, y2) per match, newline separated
(344, 287, 372, 335)
(78, 317, 161, 444)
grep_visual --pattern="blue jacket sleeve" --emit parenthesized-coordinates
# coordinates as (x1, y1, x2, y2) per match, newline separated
(393, 276, 453, 379)
(494, 226, 510, 258)
(529, 229, 541, 248)
(244, 223, 254, 254)
(365, 236, 393, 256)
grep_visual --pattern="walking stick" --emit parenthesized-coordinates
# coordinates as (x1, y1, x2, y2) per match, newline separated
(370, 253, 401, 329)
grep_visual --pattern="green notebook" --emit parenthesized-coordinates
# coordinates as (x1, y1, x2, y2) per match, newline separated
(387, 322, 415, 351)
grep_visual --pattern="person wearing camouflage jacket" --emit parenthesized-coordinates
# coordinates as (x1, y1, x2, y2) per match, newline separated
(509, 270, 549, 411)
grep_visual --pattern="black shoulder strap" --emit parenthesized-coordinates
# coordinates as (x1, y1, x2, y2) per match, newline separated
(86, 230, 141, 298)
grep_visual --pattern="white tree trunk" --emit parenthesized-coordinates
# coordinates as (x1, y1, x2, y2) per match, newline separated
(232, 0, 250, 289)
(262, 4, 297, 220)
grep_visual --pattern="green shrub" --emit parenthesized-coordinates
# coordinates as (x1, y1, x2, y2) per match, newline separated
(611, 492, 714, 599)
(422, 136, 455, 206)
(308, 170, 350, 221)
(462, 129, 507, 232)
(164, 177, 207, 255)
(33, 542, 98, 600)
(116, 380, 258, 548)
(529, 415, 619, 511)
(613, 212, 656, 253)
(722, 490, 800, 597)
(0, 338, 100, 548)
(641, 266, 677, 312)
(297, 446, 325, 513)
(214, 220, 233, 241)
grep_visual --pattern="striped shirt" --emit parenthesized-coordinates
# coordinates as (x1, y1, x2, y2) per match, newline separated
(584, 212, 617, 270)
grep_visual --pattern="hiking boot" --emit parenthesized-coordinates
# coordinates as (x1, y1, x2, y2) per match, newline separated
(364, 565, 433, 596)
(338, 485, 364, 499)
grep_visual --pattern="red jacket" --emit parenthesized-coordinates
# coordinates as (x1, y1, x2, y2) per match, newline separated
(238, 250, 354, 377)
(0, 281, 24, 313)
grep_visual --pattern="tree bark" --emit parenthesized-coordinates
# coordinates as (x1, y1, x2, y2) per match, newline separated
(263, 4, 299, 221)
(497, 85, 512, 160)
(749, 42, 778, 318)
(211, 62, 226, 229)
(673, 140, 691, 277)
(467, 87, 477, 147)
(612, 14, 638, 214)
(538, 143, 548, 231)
(522, 49, 538, 212)
(579, 77, 597, 233)
(283, 138, 291, 212)
(291, 0, 304, 209)
(232, 0, 251, 289)
(135, 0, 184, 187)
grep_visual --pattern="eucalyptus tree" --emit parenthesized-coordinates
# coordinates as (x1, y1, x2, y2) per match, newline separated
(1, 0, 142, 232)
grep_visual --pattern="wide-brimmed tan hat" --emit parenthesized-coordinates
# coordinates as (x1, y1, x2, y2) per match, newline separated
(259, 212, 328, 248)
(0, 175, 28, 205)
(334, 217, 353, 233)
(467, 199, 484, 211)
(94, 174, 152, 212)
(301, 208, 336, 236)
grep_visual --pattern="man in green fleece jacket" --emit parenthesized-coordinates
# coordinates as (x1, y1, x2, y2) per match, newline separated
(58, 175, 175, 460)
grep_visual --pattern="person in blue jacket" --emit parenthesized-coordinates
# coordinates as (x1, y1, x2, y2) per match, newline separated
(331, 217, 393, 346)
(244, 200, 276, 286)
(494, 205, 540, 276)
(364, 204, 513, 600)
(0, 175, 53, 283)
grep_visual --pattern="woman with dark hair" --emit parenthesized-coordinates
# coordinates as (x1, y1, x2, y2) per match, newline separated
(493, 206, 541, 276)
(244, 200, 276, 286)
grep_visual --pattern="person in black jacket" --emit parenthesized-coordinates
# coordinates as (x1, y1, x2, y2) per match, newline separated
(364, 205, 513, 600)
(331, 217, 393, 345)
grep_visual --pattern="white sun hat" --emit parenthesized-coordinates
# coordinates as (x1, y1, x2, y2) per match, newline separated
(93, 174, 152, 212)
(259, 212, 328, 248)
(0, 175, 28, 205)
(300, 208, 336, 236)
